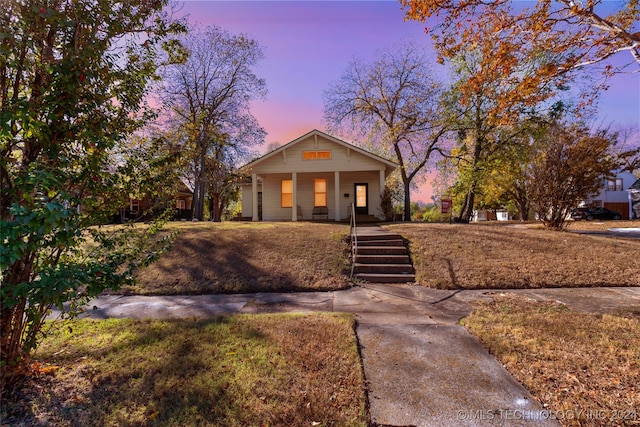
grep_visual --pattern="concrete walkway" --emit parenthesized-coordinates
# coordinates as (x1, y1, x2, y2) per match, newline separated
(52, 285, 640, 427)
(570, 227, 640, 240)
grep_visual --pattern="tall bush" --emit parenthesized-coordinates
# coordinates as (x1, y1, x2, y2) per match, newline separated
(0, 0, 184, 387)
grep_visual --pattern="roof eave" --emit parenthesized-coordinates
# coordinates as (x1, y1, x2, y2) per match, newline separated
(241, 129, 398, 171)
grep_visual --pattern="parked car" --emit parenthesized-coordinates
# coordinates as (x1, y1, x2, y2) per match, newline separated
(571, 207, 622, 220)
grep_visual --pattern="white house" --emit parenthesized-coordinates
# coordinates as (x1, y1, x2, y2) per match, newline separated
(240, 129, 397, 221)
(580, 170, 637, 220)
(629, 178, 640, 219)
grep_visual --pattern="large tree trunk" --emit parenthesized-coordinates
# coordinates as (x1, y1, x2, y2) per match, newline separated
(192, 149, 207, 221)
(192, 181, 205, 221)
(209, 193, 223, 222)
(403, 180, 411, 221)
(458, 190, 475, 222)
(517, 198, 529, 221)
(512, 185, 529, 221)
(458, 132, 484, 223)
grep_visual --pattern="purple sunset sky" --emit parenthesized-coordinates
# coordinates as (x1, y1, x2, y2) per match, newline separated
(178, 0, 640, 202)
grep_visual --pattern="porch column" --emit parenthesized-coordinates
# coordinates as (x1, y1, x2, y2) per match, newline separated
(292, 172, 298, 222)
(334, 171, 341, 221)
(379, 169, 386, 197)
(252, 173, 258, 221)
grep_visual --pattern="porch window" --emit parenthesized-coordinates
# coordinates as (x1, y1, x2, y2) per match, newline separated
(281, 179, 293, 207)
(303, 150, 331, 160)
(314, 179, 327, 207)
(176, 199, 186, 210)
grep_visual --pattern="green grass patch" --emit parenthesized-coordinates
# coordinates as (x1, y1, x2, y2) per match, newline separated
(465, 296, 640, 427)
(9, 314, 366, 426)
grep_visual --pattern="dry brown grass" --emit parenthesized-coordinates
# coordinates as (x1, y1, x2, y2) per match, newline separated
(558, 220, 638, 231)
(125, 221, 351, 295)
(2, 314, 367, 426)
(464, 296, 640, 427)
(386, 223, 640, 289)
(487, 220, 639, 231)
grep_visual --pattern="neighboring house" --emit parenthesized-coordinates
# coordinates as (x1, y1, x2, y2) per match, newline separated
(115, 178, 194, 222)
(174, 179, 194, 220)
(579, 171, 637, 220)
(240, 129, 397, 221)
(472, 209, 509, 222)
(629, 178, 640, 220)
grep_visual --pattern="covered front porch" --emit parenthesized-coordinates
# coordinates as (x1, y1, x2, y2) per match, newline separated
(248, 169, 387, 222)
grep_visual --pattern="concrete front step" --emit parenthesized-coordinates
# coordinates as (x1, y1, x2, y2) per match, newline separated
(357, 239, 405, 247)
(353, 273, 416, 283)
(353, 263, 415, 274)
(351, 227, 415, 284)
(351, 214, 380, 223)
(355, 254, 411, 264)
(357, 246, 408, 255)
(355, 233, 404, 242)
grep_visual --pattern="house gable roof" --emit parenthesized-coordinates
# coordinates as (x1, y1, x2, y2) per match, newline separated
(175, 178, 193, 195)
(629, 178, 640, 191)
(243, 129, 397, 171)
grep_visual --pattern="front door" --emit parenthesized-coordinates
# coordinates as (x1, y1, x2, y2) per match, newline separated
(354, 183, 368, 215)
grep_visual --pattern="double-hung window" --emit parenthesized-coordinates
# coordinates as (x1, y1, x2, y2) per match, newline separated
(281, 180, 293, 208)
(607, 178, 623, 191)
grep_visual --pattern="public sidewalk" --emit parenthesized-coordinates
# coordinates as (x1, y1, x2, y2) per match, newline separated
(51, 285, 640, 427)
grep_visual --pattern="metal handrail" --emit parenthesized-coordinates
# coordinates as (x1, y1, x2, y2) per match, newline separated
(349, 202, 358, 280)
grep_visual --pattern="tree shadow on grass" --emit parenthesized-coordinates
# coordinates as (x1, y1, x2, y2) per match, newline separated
(131, 230, 297, 295)
(130, 227, 331, 295)
(20, 318, 272, 426)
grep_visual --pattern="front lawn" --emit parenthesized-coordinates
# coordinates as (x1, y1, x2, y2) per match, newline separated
(387, 223, 640, 289)
(464, 296, 640, 427)
(1, 313, 367, 426)
(129, 221, 640, 295)
(125, 221, 351, 295)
